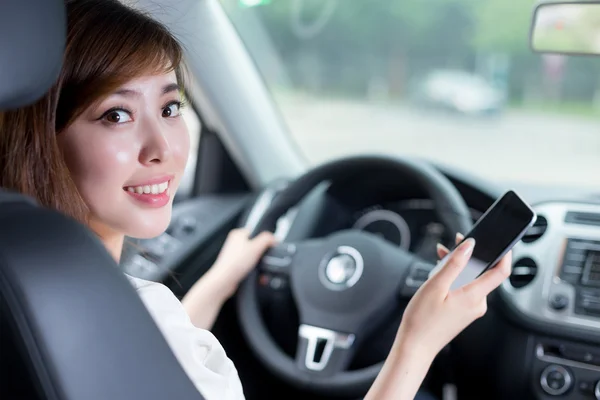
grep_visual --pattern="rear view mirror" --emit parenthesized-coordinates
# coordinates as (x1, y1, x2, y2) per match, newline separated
(531, 1, 600, 56)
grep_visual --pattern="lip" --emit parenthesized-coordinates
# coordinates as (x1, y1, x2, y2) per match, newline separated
(123, 174, 174, 209)
(124, 174, 174, 188)
(126, 190, 171, 208)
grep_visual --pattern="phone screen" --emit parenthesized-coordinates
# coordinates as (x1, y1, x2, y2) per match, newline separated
(443, 190, 536, 290)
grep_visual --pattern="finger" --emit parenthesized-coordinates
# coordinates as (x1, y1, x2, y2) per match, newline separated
(462, 251, 513, 297)
(430, 238, 476, 288)
(252, 231, 277, 250)
(436, 232, 465, 259)
(436, 243, 449, 260)
(230, 227, 250, 239)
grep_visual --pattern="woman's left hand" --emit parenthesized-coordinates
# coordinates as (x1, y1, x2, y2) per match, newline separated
(211, 228, 277, 297)
(183, 228, 276, 330)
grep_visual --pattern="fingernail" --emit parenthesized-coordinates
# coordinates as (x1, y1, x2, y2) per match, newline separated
(456, 232, 464, 240)
(436, 243, 447, 253)
(459, 238, 475, 257)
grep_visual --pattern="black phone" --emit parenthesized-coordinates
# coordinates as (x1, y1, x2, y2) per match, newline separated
(431, 190, 537, 290)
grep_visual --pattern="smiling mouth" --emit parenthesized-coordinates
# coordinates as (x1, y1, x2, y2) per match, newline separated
(123, 180, 170, 195)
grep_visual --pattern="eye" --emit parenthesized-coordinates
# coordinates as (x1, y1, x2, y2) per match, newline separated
(162, 101, 183, 118)
(101, 108, 133, 124)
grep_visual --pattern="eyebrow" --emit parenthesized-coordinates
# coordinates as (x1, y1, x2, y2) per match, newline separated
(113, 83, 180, 97)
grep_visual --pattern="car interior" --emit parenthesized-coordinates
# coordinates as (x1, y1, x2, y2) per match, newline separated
(2, 0, 600, 400)
(0, 1, 206, 400)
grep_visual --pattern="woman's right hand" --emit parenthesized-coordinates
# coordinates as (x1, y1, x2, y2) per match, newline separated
(366, 234, 512, 399)
(396, 234, 512, 360)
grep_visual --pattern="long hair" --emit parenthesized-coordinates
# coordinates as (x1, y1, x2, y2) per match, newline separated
(0, 0, 184, 223)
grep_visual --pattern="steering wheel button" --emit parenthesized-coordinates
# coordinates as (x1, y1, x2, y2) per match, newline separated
(269, 276, 287, 290)
(260, 244, 296, 274)
(414, 269, 430, 281)
(405, 262, 434, 287)
(258, 273, 270, 287)
(269, 244, 295, 257)
(261, 256, 292, 274)
(283, 243, 296, 254)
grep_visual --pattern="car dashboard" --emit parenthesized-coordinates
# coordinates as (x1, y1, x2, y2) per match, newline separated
(247, 172, 600, 400)
(501, 201, 600, 399)
(121, 165, 600, 400)
(347, 199, 483, 263)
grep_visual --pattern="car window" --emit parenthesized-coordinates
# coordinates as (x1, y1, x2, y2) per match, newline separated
(221, 0, 600, 188)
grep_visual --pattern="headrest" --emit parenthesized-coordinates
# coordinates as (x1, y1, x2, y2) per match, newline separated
(0, 0, 66, 110)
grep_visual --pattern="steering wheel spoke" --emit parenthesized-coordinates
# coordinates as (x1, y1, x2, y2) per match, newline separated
(258, 242, 297, 276)
(296, 324, 356, 377)
(398, 260, 437, 298)
(257, 240, 324, 292)
(372, 236, 435, 299)
(259, 240, 323, 276)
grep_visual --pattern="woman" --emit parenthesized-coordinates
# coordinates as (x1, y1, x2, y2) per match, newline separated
(0, 1, 511, 399)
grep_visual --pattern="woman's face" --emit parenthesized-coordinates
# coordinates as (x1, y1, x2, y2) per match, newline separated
(58, 71, 190, 239)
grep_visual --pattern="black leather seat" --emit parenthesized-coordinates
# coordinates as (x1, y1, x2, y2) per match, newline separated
(0, 1, 204, 399)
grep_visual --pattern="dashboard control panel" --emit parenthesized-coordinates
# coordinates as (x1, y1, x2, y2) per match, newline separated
(558, 239, 600, 318)
(533, 339, 600, 399)
(501, 202, 600, 333)
(540, 364, 572, 396)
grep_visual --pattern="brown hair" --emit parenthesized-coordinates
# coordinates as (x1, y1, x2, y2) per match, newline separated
(0, 0, 184, 223)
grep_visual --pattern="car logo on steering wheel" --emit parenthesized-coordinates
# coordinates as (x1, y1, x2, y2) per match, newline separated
(319, 246, 364, 291)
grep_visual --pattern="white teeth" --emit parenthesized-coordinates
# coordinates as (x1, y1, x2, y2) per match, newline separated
(126, 181, 170, 195)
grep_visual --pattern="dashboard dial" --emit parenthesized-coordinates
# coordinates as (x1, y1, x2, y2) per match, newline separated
(353, 209, 411, 250)
(396, 199, 482, 261)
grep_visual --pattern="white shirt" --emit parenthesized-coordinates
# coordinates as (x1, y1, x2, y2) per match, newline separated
(126, 275, 245, 400)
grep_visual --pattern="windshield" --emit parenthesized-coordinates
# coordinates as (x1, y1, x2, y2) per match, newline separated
(220, 0, 600, 188)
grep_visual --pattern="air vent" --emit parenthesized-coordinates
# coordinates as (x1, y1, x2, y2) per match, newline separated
(522, 215, 548, 243)
(510, 257, 537, 288)
(565, 211, 600, 227)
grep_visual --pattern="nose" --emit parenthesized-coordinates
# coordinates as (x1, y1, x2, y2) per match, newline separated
(138, 118, 172, 165)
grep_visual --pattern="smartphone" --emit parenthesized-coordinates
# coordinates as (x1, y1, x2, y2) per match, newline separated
(429, 190, 537, 290)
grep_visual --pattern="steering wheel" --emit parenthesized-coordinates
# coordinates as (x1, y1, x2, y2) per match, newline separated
(237, 155, 472, 396)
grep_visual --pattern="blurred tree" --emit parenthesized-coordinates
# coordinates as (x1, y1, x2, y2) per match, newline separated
(223, 0, 600, 104)
(471, 0, 536, 54)
(255, 0, 478, 96)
